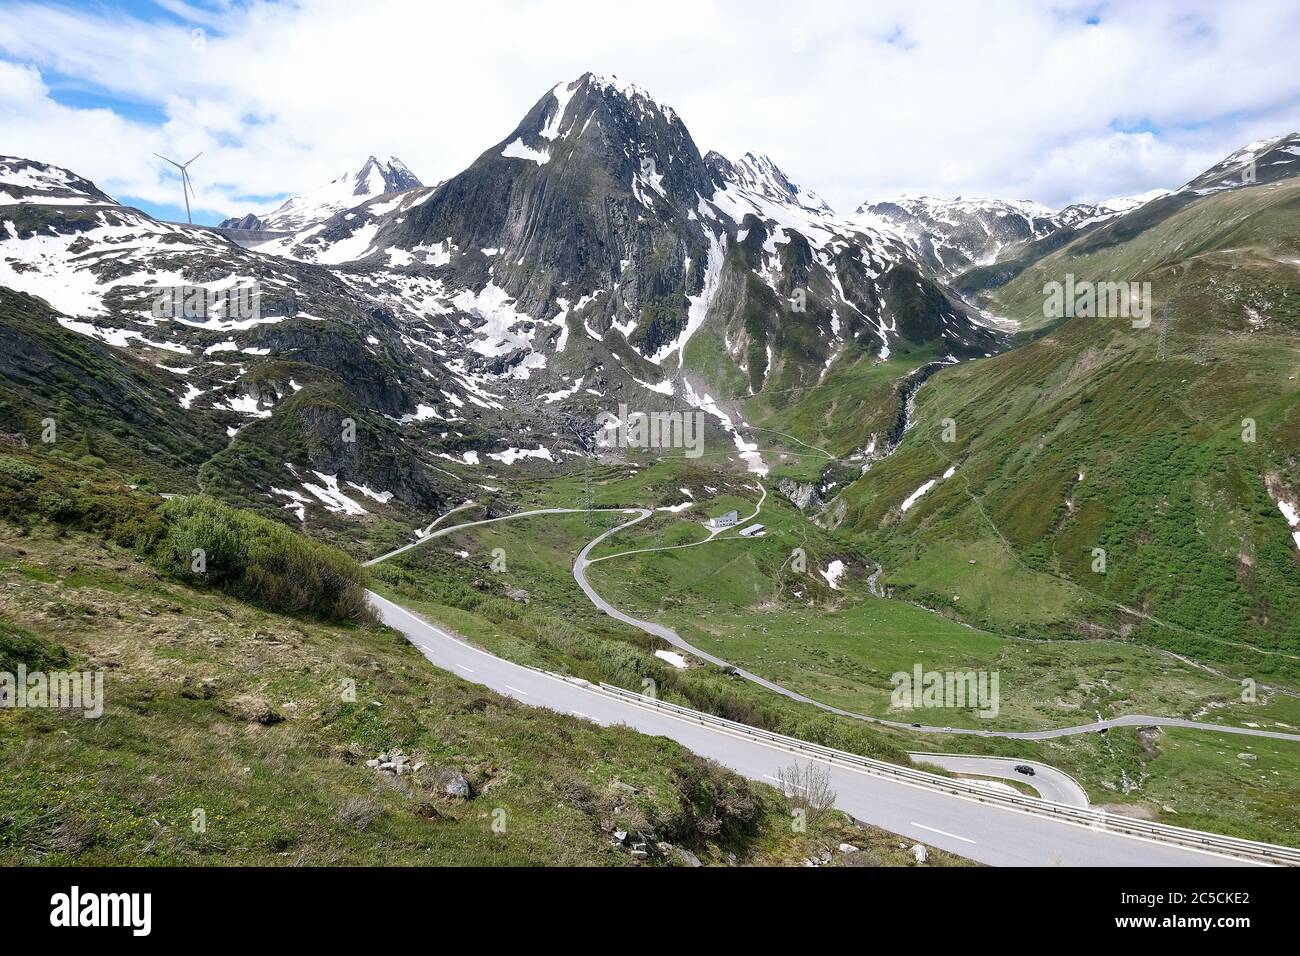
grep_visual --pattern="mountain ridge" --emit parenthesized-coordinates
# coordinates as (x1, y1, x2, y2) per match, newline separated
(2, 80, 1296, 536)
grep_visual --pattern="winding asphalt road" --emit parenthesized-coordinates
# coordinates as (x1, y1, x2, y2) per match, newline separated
(908, 753, 1089, 808)
(367, 590, 1258, 866)
(370, 502, 1104, 807)
(364, 506, 605, 567)
(369, 501, 1300, 756)
(364, 502, 1300, 863)
(572, 509, 1300, 744)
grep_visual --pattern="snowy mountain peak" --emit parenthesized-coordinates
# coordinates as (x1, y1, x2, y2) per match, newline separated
(1179, 131, 1300, 194)
(537, 78, 583, 141)
(232, 155, 423, 233)
(855, 194, 1063, 276)
(353, 155, 422, 197)
(1053, 188, 1172, 228)
(708, 151, 834, 214)
(583, 72, 679, 124)
(858, 194, 1056, 221)
(499, 71, 693, 163)
(490, 70, 710, 212)
(1097, 188, 1173, 210)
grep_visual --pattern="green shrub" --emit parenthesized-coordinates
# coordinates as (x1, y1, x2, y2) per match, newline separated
(35, 491, 76, 523)
(0, 456, 41, 484)
(0, 619, 70, 673)
(658, 754, 763, 848)
(0, 454, 166, 550)
(160, 496, 369, 622)
(161, 495, 247, 586)
(0, 457, 366, 623)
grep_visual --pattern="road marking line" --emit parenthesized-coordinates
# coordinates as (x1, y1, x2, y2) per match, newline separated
(504, 684, 529, 696)
(592, 679, 1272, 865)
(376, 593, 1272, 866)
(572, 711, 596, 721)
(910, 822, 976, 844)
(456, 664, 475, 674)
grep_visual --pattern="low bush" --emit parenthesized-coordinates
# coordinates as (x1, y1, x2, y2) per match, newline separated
(0, 620, 70, 673)
(658, 754, 764, 848)
(0, 455, 165, 551)
(0, 456, 369, 623)
(160, 495, 369, 622)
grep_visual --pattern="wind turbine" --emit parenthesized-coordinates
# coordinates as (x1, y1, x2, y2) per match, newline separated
(154, 151, 202, 224)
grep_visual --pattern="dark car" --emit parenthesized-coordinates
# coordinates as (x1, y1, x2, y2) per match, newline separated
(1013, 764, 1036, 776)
(911, 723, 922, 728)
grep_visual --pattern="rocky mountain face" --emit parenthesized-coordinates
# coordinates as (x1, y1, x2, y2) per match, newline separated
(369, 72, 732, 364)
(705, 151, 832, 213)
(275, 74, 999, 405)
(855, 195, 1060, 276)
(219, 72, 1004, 491)
(0, 285, 227, 481)
(1054, 189, 1171, 227)
(218, 212, 267, 230)
(0, 156, 462, 524)
(1179, 132, 1300, 194)
(0, 156, 116, 206)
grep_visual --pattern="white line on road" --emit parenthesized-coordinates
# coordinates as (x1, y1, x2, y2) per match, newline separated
(911, 822, 977, 845)
(367, 591, 1277, 866)
(504, 685, 529, 696)
(456, 664, 475, 674)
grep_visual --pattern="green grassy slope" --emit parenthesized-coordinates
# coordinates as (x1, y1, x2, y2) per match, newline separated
(0, 288, 226, 490)
(0, 447, 964, 866)
(990, 178, 1300, 331)
(0, 520, 959, 866)
(834, 181, 1300, 681)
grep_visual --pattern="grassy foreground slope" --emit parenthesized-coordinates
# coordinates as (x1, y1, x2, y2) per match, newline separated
(0, 452, 961, 866)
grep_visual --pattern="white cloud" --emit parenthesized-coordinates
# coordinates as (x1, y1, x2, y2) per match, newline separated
(0, 0, 1297, 216)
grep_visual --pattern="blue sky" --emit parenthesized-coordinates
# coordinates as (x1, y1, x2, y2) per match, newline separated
(2, 0, 1299, 222)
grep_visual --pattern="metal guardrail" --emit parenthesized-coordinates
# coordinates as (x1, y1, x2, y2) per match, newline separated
(373, 586, 1296, 865)
(578, 678, 1300, 866)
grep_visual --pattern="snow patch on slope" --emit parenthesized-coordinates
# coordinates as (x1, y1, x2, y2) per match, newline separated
(501, 138, 549, 165)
